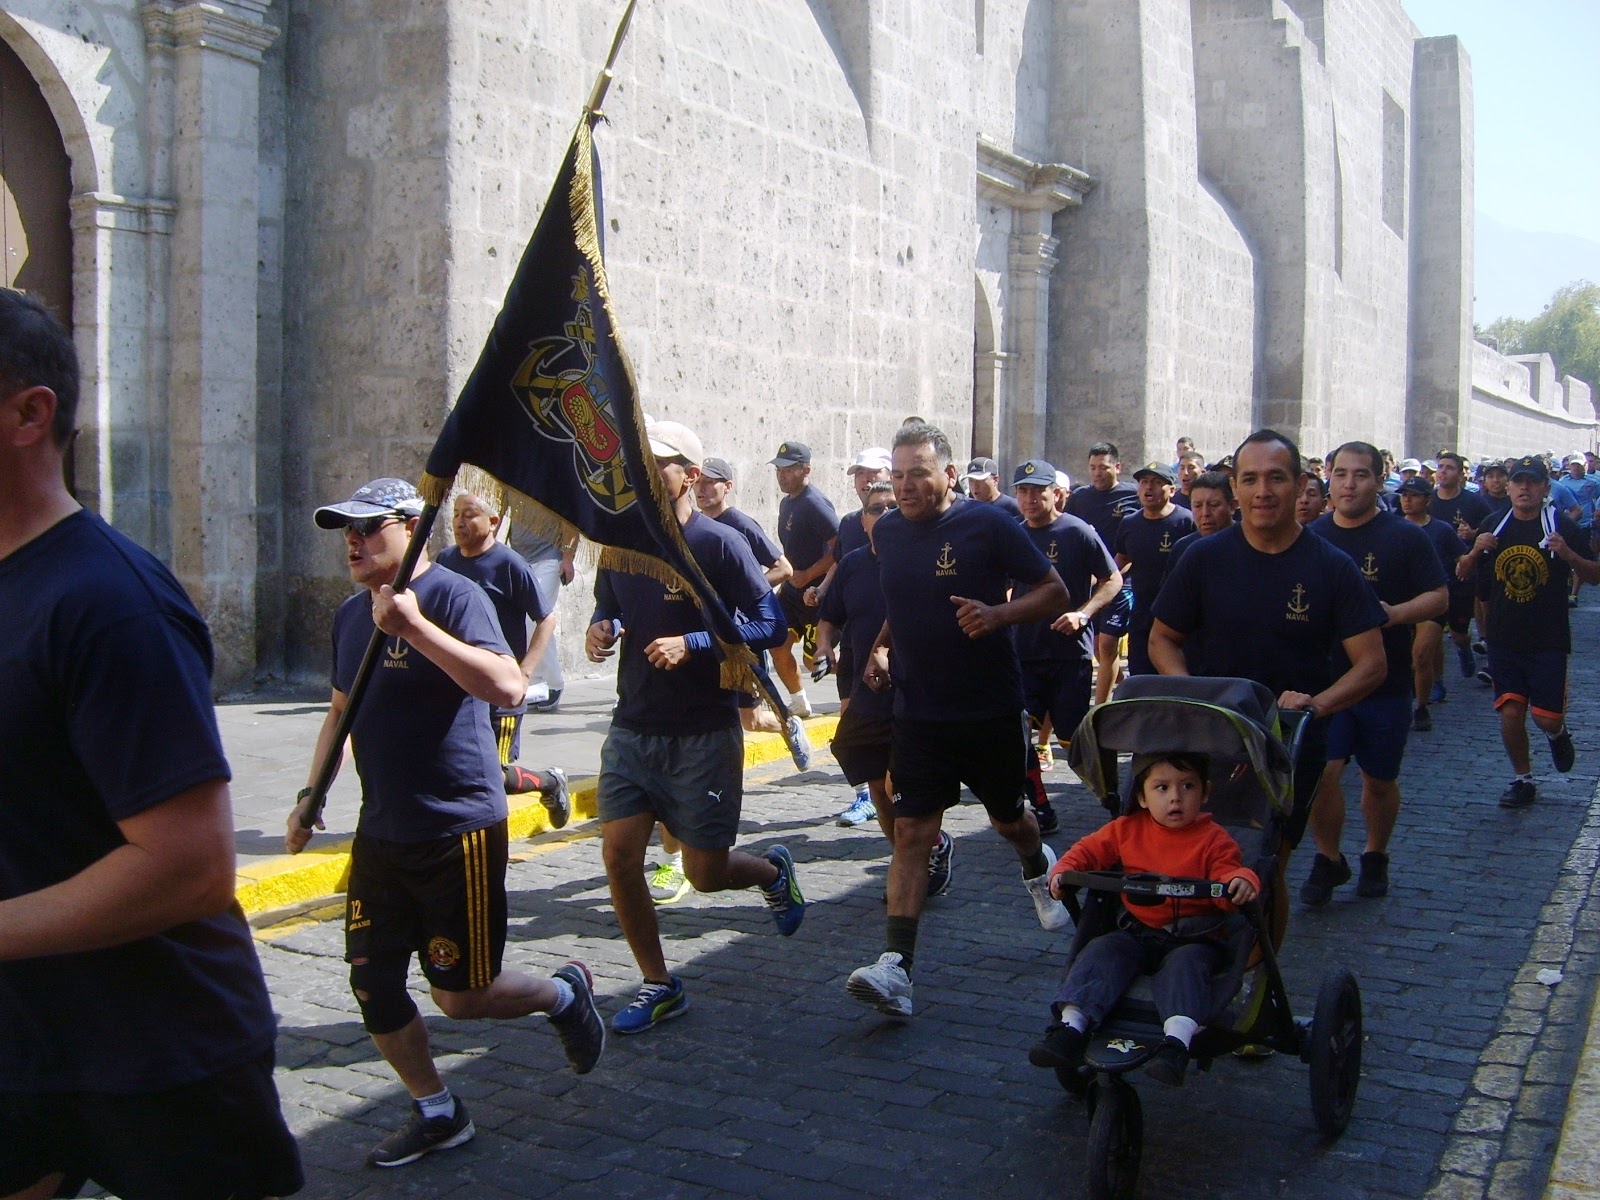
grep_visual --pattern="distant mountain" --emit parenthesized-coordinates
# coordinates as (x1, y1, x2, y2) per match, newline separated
(1475, 212, 1600, 325)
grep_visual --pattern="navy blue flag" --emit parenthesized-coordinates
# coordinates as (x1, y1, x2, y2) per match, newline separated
(420, 118, 767, 703)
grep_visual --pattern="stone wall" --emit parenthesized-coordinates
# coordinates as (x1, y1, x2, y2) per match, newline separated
(1468, 342, 1598, 458)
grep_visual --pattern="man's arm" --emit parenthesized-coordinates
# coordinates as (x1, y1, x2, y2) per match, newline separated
(1281, 627, 1385, 717)
(789, 547, 834, 591)
(521, 615, 557, 684)
(286, 689, 348, 852)
(0, 779, 238, 961)
(1053, 567, 1125, 634)
(1380, 585, 1448, 628)
(767, 553, 795, 588)
(374, 585, 525, 708)
(1548, 529, 1600, 585)
(1148, 619, 1189, 675)
(950, 569, 1068, 638)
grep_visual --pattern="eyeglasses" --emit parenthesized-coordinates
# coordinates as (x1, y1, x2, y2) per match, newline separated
(347, 513, 403, 538)
(864, 504, 896, 517)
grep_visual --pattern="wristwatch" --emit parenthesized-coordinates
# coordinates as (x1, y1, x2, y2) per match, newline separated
(1071, 610, 1089, 625)
(296, 786, 315, 804)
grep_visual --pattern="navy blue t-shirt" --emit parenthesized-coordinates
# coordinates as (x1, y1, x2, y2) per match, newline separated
(1114, 508, 1197, 616)
(817, 546, 894, 719)
(1151, 524, 1387, 699)
(1412, 516, 1468, 575)
(1173, 491, 1192, 510)
(437, 542, 549, 661)
(1067, 481, 1141, 554)
(0, 511, 274, 1093)
(592, 512, 776, 735)
(778, 485, 839, 577)
(1430, 489, 1489, 552)
(714, 506, 782, 569)
(1310, 512, 1449, 700)
(980, 492, 1024, 521)
(874, 497, 1053, 721)
(332, 565, 511, 842)
(836, 510, 868, 558)
(1013, 515, 1115, 663)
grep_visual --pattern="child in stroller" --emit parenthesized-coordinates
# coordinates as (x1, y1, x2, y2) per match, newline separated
(1028, 750, 1258, 1085)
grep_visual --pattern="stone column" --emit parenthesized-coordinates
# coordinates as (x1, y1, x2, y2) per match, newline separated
(1005, 216, 1060, 469)
(154, 0, 277, 691)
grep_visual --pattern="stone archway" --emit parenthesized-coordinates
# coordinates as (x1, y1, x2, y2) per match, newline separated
(972, 275, 1002, 459)
(0, 33, 72, 325)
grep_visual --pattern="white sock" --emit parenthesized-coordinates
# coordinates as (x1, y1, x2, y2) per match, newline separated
(1060, 1005, 1088, 1033)
(548, 976, 575, 1017)
(667, 850, 683, 868)
(855, 783, 872, 804)
(1163, 1015, 1199, 1047)
(416, 1087, 456, 1121)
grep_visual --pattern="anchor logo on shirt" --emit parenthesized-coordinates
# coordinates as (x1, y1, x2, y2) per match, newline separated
(1286, 584, 1311, 621)
(664, 580, 686, 602)
(935, 542, 958, 577)
(1361, 552, 1378, 582)
(1047, 540, 1059, 561)
(1158, 532, 1173, 553)
(383, 636, 410, 668)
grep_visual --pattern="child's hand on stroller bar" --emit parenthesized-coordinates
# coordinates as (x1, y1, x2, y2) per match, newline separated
(1227, 876, 1258, 905)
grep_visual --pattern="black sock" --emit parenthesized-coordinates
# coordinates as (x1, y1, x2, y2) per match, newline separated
(886, 915, 918, 971)
(1021, 848, 1049, 879)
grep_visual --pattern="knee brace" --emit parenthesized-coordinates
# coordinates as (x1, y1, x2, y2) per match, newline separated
(350, 955, 417, 1035)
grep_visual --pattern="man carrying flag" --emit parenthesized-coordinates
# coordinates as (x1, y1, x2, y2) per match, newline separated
(587, 421, 807, 1033)
(288, 478, 605, 1168)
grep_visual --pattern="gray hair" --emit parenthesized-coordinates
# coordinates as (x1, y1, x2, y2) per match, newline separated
(891, 421, 952, 467)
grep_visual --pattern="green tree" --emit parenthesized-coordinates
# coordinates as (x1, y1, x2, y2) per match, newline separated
(1481, 281, 1600, 390)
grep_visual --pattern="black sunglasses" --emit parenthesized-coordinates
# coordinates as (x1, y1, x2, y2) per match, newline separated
(347, 513, 404, 537)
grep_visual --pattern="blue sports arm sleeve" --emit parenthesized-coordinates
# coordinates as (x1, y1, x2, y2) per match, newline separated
(683, 589, 786, 654)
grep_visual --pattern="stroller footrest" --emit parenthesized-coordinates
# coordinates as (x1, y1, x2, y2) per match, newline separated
(1085, 1034, 1161, 1072)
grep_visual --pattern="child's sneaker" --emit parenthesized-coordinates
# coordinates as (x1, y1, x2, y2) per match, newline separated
(1028, 1022, 1086, 1070)
(1144, 1036, 1190, 1086)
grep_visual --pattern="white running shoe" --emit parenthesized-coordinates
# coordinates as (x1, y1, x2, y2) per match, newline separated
(846, 952, 913, 1017)
(1024, 843, 1072, 932)
(789, 690, 814, 719)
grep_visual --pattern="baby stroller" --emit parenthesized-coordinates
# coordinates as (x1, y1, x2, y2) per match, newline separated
(1054, 675, 1361, 1200)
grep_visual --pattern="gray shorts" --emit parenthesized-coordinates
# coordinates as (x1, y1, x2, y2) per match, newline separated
(597, 725, 744, 849)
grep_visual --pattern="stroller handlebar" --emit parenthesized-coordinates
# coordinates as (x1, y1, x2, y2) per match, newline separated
(1056, 869, 1228, 905)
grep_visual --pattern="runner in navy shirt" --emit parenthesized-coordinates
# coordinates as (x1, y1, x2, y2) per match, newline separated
(806, 447, 890, 713)
(817, 484, 901, 841)
(845, 423, 1069, 1021)
(292, 477, 605, 1168)
(437, 491, 570, 825)
(1150, 431, 1387, 852)
(0, 290, 302, 1200)
(1113, 462, 1195, 675)
(587, 422, 807, 1036)
(1012, 459, 1123, 834)
(770, 440, 839, 718)
(1067, 441, 1142, 704)
(1429, 452, 1491, 682)
(1396, 477, 1468, 728)
(1300, 444, 1447, 906)
(964, 456, 1024, 519)
(1456, 455, 1600, 808)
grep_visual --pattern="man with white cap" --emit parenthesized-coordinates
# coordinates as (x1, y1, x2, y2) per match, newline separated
(1551, 453, 1600, 605)
(588, 421, 808, 1034)
(290, 476, 605, 1168)
(964, 456, 1024, 519)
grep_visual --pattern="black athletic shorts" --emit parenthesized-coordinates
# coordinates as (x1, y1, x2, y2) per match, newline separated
(1021, 658, 1095, 744)
(1092, 586, 1133, 639)
(346, 821, 508, 992)
(889, 713, 1030, 822)
(835, 644, 855, 702)
(830, 709, 893, 786)
(778, 583, 817, 647)
(0, 1049, 303, 1200)
(1487, 645, 1569, 721)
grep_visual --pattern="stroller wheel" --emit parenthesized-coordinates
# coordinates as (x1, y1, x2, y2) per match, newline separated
(1085, 1077, 1143, 1200)
(1308, 969, 1362, 1136)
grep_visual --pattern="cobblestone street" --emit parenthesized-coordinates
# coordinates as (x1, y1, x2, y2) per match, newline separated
(255, 614, 1600, 1199)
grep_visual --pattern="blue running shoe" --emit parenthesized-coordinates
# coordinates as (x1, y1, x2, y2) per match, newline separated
(836, 790, 877, 826)
(1456, 642, 1476, 678)
(761, 845, 806, 936)
(1429, 680, 1446, 704)
(612, 976, 688, 1035)
(785, 715, 813, 771)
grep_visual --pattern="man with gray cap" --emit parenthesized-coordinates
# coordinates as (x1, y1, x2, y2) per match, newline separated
(588, 421, 807, 1035)
(964, 456, 1023, 519)
(770, 440, 839, 717)
(289, 476, 605, 1168)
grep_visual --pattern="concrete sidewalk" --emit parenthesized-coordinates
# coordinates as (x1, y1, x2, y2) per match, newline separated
(220, 672, 839, 919)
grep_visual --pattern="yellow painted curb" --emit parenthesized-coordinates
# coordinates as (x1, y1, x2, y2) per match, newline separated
(235, 713, 835, 918)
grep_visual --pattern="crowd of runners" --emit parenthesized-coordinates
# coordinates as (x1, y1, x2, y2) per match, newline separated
(5, 283, 1599, 1194)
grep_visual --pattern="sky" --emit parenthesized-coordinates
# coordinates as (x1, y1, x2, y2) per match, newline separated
(1401, 0, 1600, 323)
